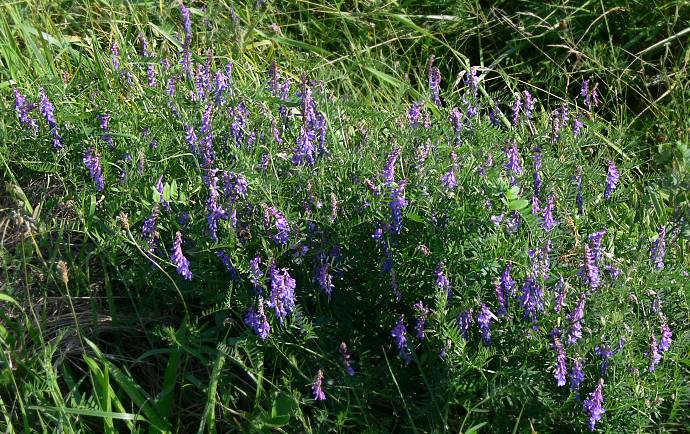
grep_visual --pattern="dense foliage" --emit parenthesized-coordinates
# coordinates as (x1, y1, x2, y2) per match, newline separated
(0, 1, 688, 433)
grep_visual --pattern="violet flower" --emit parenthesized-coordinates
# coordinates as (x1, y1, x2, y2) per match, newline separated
(518, 274, 544, 324)
(588, 229, 607, 263)
(408, 101, 424, 129)
(13, 88, 38, 133)
(391, 316, 411, 364)
(450, 107, 463, 143)
(543, 194, 557, 231)
(171, 231, 192, 280)
(244, 297, 270, 340)
(648, 334, 661, 372)
(267, 266, 296, 322)
(573, 115, 584, 137)
(413, 300, 430, 340)
(457, 309, 473, 340)
(567, 293, 586, 346)
(477, 304, 494, 346)
(142, 205, 160, 251)
(659, 323, 672, 353)
(465, 66, 479, 99)
(156, 175, 171, 212)
(523, 90, 534, 120)
(531, 195, 541, 215)
(552, 329, 567, 387)
(312, 370, 326, 401)
(650, 225, 666, 270)
(441, 153, 459, 190)
(500, 262, 516, 297)
(111, 42, 120, 71)
(511, 94, 522, 127)
(339, 342, 355, 376)
(249, 256, 264, 293)
(39, 88, 63, 149)
(97, 113, 114, 150)
(583, 244, 600, 290)
(264, 206, 290, 245)
(495, 281, 508, 316)
(316, 261, 334, 298)
(83, 147, 105, 191)
(506, 211, 521, 234)
(292, 124, 316, 165)
(429, 61, 442, 107)
(435, 263, 452, 301)
(570, 356, 585, 392)
(504, 140, 523, 183)
(583, 378, 605, 431)
(604, 160, 619, 200)
(554, 276, 567, 313)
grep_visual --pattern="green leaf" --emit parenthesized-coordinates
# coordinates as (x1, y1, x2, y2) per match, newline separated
(508, 199, 529, 211)
(28, 405, 147, 422)
(405, 212, 425, 223)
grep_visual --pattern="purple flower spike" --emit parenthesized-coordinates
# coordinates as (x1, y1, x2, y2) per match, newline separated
(552, 330, 567, 387)
(39, 88, 63, 149)
(292, 124, 316, 165)
(567, 293, 586, 346)
(650, 225, 666, 270)
(523, 90, 534, 120)
(518, 275, 544, 324)
(604, 160, 619, 199)
(171, 231, 192, 280)
(267, 266, 296, 322)
(441, 152, 459, 190)
(450, 107, 463, 138)
(570, 356, 585, 392)
(428, 58, 442, 107)
(312, 370, 326, 401)
(554, 277, 567, 313)
(244, 297, 270, 340)
(13, 88, 39, 133)
(408, 101, 424, 129)
(543, 194, 557, 231)
(413, 300, 430, 340)
(588, 229, 607, 263)
(649, 334, 661, 372)
(249, 256, 264, 293)
(111, 42, 120, 71)
(573, 115, 584, 136)
(339, 342, 355, 376)
(504, 141, 523, 183)
(659, 323, 672, 353)
(477, 304, 494, 346)
(435, 263, 452, 301)
(495, 280, 508, 316)
(83, 147, 105, 191)
(457, 309, 473, 340)
(391, 316, 411, 364)
(316, 262, 334, 298)
(142, 205, 160, 250)
(511, 94, 522, 127)
(500, 262, 516, 297)
(583, 379, 605, 431)
(583, 244, 600, 290)
(263, 206, 290, 245)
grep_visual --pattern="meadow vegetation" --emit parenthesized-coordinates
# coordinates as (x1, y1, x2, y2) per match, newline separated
(0, 1, 688, 432)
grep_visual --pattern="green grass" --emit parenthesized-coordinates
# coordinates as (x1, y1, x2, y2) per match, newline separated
(0, 0, 689, 432)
